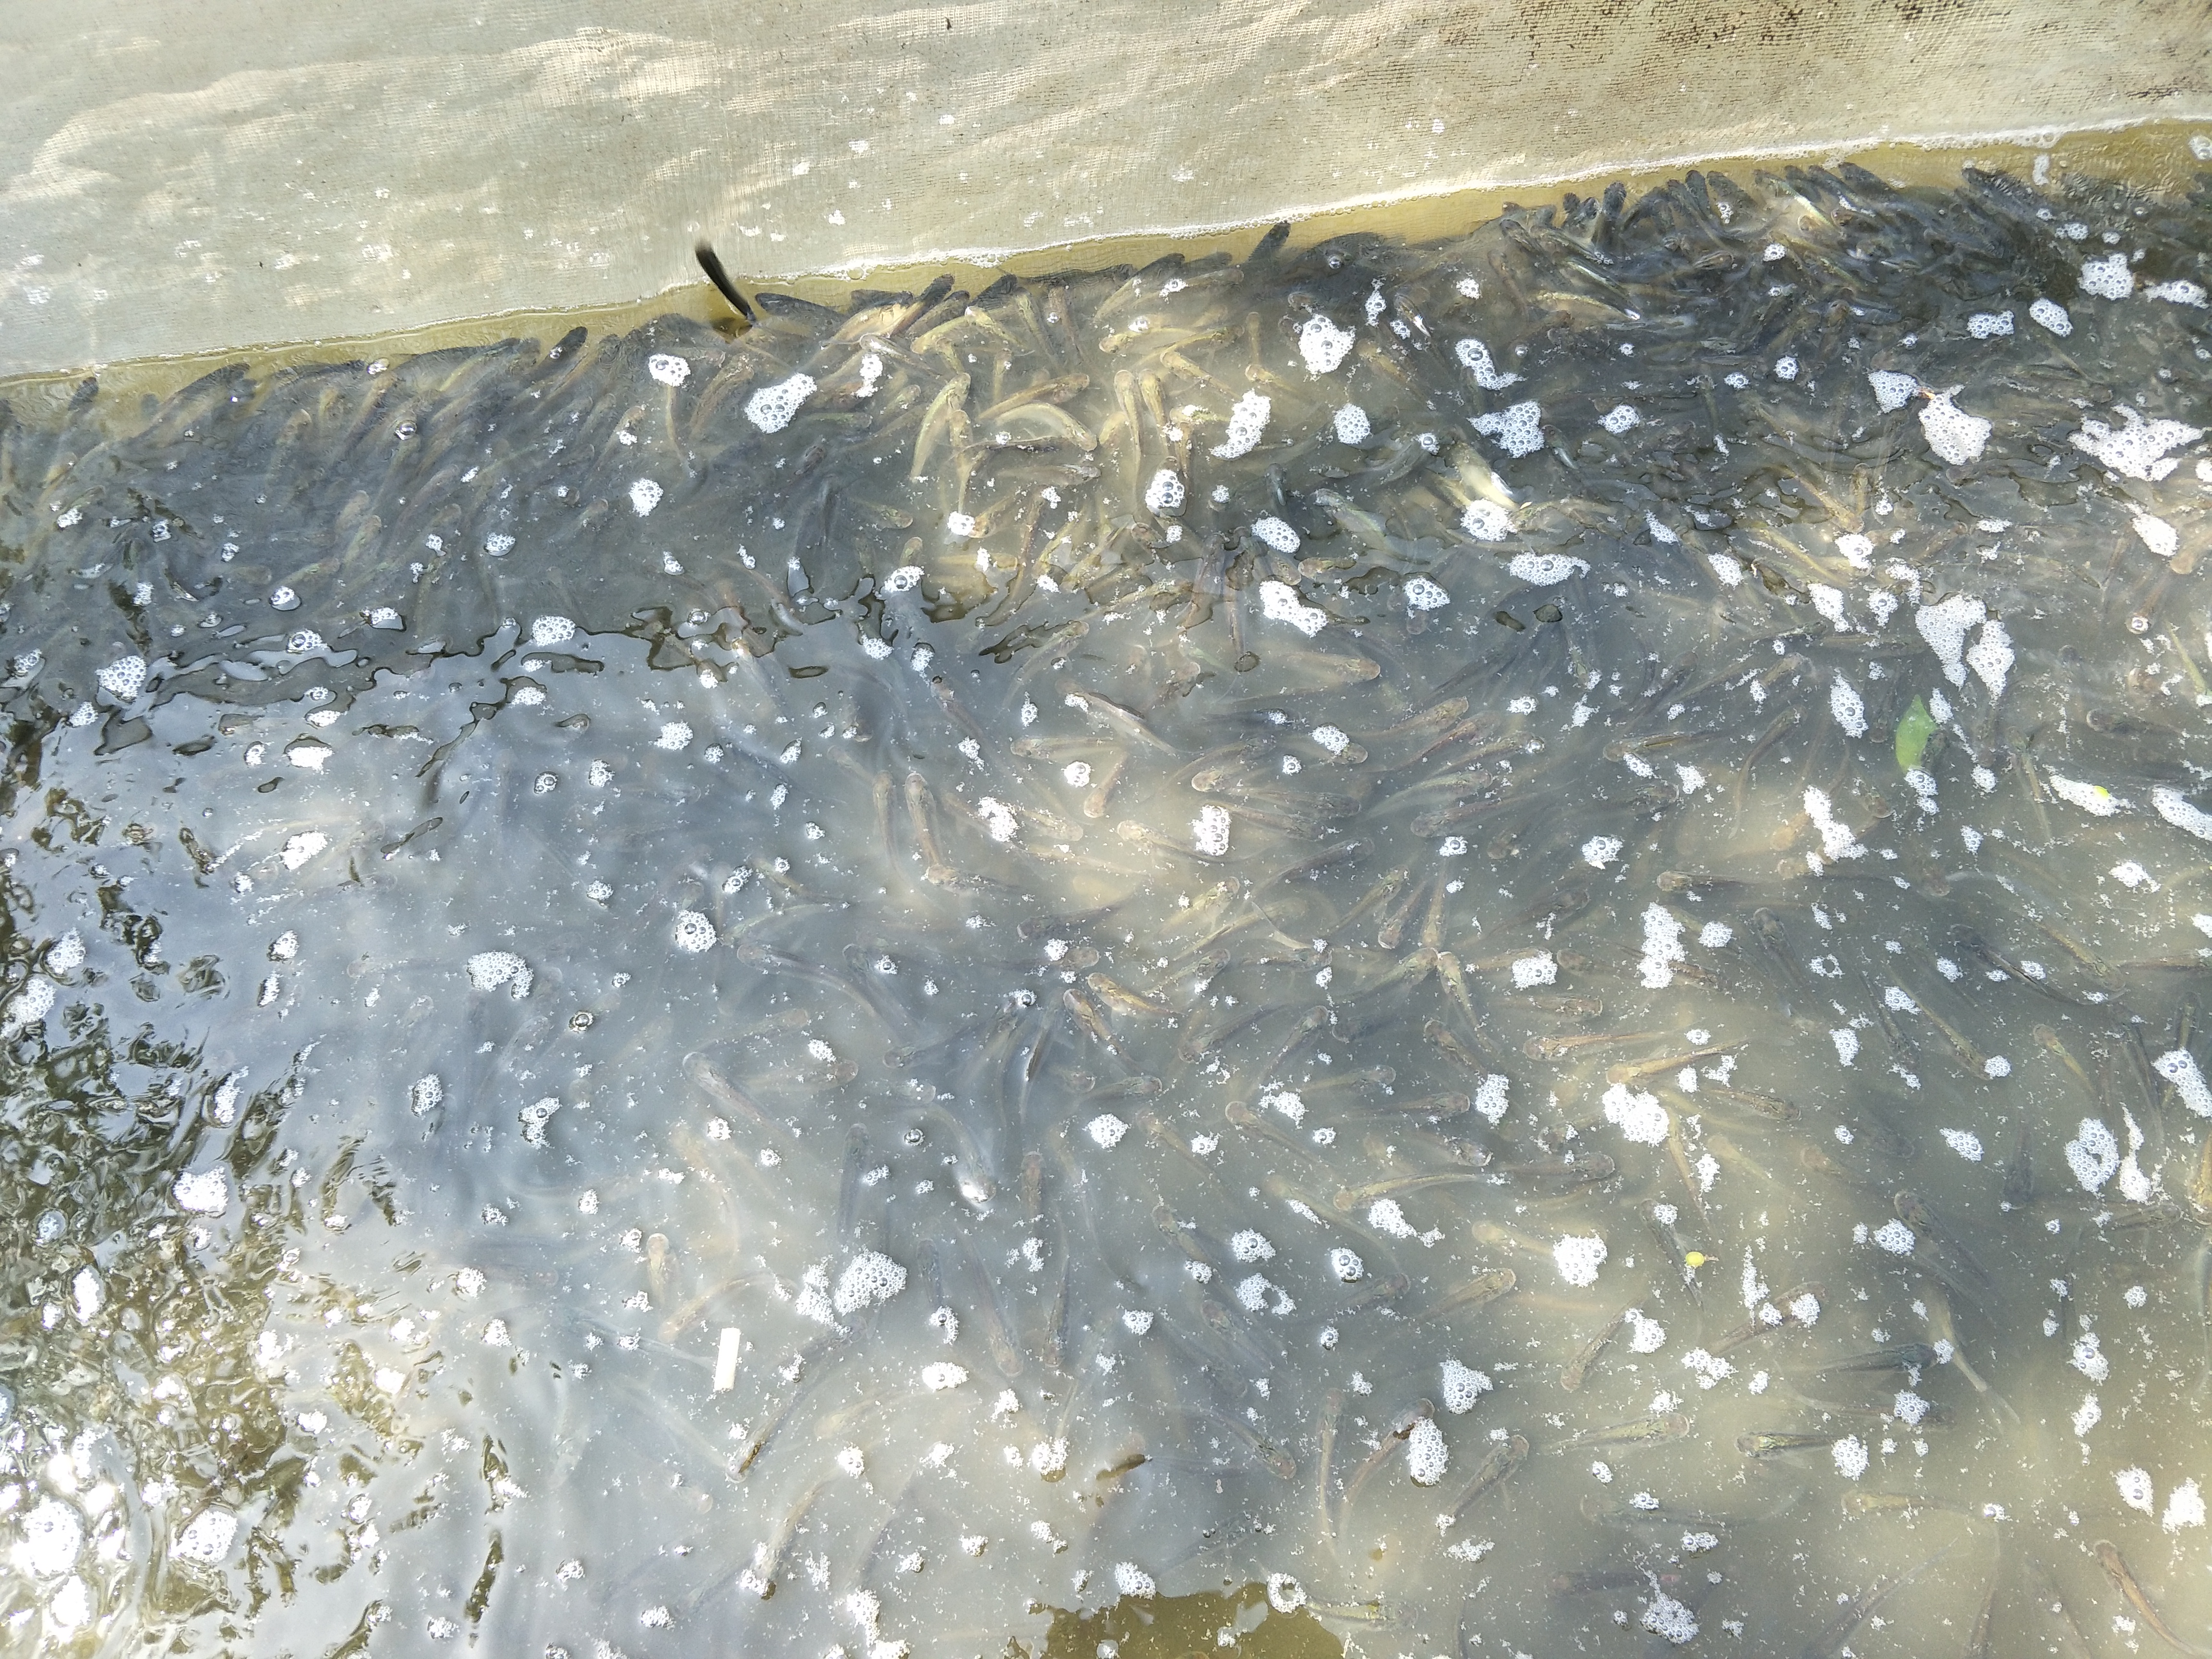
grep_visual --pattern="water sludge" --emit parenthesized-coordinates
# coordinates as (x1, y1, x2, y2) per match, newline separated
(0, 148, 2209, 1656)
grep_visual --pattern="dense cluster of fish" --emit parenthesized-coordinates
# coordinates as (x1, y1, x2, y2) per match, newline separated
(0, 144, 2210, 1658)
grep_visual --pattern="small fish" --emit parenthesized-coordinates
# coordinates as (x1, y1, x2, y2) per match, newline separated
(2093, 1540, 2212, 1658)
(1556, 1411, 1689, 1451)
(693, 241, 757, 326)
(1447, 1432, 1528, 1521)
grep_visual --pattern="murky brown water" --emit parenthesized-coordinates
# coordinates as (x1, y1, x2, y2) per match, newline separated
(1, 140, 2210, 1659)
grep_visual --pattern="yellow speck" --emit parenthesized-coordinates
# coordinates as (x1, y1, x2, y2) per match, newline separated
(1683, 1251, 1707, 1269)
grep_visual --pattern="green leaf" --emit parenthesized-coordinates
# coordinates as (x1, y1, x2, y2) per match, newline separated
(1895, 697, 1936, 772)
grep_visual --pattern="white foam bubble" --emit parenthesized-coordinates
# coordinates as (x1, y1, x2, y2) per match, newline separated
(1600, 404, 1640, 434)
(1460, 500, 1513, 541)
(1405, 1416, 1449, 1485)
(647, 353, 690, 387)
(1329, 1247, 1364, 1283)
(2029, 296, 2073, 335)
(1405, 576, 1451, 611)
(1940, 1129, 1984, 1161)
(1191, 804, 1232, 857)
(745, 373, 816, 432)
(1602, 1082, 1669, 1146)
(1258, 580, 1327, 635)
(1369, 1198, 1415, 1238)
(1474, 1074, 1510, 1124)
(2154, 1049, 2212, 1116)
(2133, 514, 2181, 559)
(1868, 370, 1918, 411)
(1250, 516, 1301, 553)
(2065, 1118, 2120, 1190)
(466, 950, 532, 997)
(672, 911, 716, 954)
(1440, 1359, 1491, 1412)
(2079, 253, 2134, 299)
(96, 655, 147, 701)
(833, 1250, 907, 1316)
(2070, 409, 2204, 480)
(1642, 1592, 1699, 1646)
(172, 1509, 240, 1563)
(173, 1168, 230, 1215)
(1454, 338, 1522, 389)
(1829, 676, 1866, 736)
(1086, 1114, 1130, 1149)
(1508, 552, 1588, 586)
(1333, 403, 1371, 444)
(20, 1498, 82, 1576)
(1210, 389, 1273, 459)
(1473, 401, 1545, 458)
(1581, 835, 1623, 869)
(1554, 1234, 1607, 1288)
(1918, 391, 1991, 466)
(1638, 904, 1686, 989)
(1831, 1435, 1869, 1480)
(2046, 774, 2120, 817)
(1143, 469, 1185, 515)
(1299, 315, 1356, 374)
(2164, 1479, 2207, 1533)
(1230, 1229, 1275, 1264)
(2116, 1467, 2155, 1514)
(1967, 310, 2014, 337)
(1511, 951, 1557, 989)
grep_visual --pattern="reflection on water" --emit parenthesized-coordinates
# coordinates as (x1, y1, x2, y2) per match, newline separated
(1, 143, 2210, 1658)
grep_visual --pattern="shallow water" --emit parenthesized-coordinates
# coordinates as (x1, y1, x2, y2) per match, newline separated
(1, 149, 2210, 1659)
